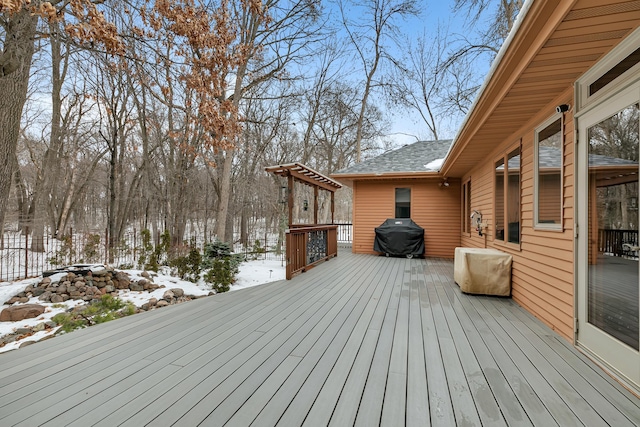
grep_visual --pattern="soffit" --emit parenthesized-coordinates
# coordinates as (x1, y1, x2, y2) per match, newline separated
(442, 0, 640, 177)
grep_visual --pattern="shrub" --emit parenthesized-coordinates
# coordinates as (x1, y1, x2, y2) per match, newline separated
(51, 294, 135, 333)
(82, 234, 102, 263)
(137, 229, 171, 271)
(202, 241, 242, 293)
(48, 235, 75, 266)
(249, 239, 265, 260)
(137, 229, 154, 270)
(169, 242, 202, 282)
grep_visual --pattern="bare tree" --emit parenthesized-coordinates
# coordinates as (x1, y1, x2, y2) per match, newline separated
(0, 1, 123, 231)
(338, 0, 419, 162)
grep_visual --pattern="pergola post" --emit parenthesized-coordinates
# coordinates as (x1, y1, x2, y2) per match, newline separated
(288, 174, 294, 227)
(313, 186, 319, 224)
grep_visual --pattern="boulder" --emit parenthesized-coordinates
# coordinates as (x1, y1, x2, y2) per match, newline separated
(115, 271, 131, 286)
(162, 290, 174, 301)
(32, 287, 46, 297)
(129, 282, 144, 292)
(0, 304, 46, 322)
(170, 288, 184, 298)
(38, 291, 52, 302)
(156, 300, 169, 307)
(50, 294, 64, 304)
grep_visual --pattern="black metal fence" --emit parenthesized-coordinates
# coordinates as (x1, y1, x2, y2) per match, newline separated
(0, 224, 353, 282)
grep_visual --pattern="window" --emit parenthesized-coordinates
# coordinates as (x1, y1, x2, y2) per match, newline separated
(395, 188, 411, 218)
(535, 114, 563, 229)
(495, 147, 520, 244)
(577, 27, 640, 112)
(589, 47, 640, 96)
(462, 180, 471, 233)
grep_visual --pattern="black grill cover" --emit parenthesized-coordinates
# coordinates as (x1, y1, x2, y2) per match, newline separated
(374, 218, 424, 257)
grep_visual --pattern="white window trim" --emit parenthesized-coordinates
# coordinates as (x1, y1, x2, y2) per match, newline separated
(534, 112, 563, 231)
(576, 26, 640, 116)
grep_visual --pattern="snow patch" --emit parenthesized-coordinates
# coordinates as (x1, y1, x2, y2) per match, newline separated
(424, 158, 444, 171)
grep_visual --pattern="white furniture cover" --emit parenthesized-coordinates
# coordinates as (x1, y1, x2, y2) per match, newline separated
(454, 247, 513, 296)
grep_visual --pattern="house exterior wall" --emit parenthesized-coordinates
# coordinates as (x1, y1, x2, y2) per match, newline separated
(461, 92, 575, 341)
(352, 179, 461, 258)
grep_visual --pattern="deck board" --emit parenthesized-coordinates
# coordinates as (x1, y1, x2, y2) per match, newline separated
(0, 252, 638, 426)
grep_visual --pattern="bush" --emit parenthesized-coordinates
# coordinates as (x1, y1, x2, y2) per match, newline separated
(169, 242, 202, 282)
(82, 234, 102, 263)
(249, 239, 265, 260)
(48, 235, 75, 266)
(202, 241, 242, 293)
(138, 229, 171, 271)
(51, 294, 136, 333)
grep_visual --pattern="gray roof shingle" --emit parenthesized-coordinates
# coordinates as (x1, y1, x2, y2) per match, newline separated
(334, 140, 453, 175)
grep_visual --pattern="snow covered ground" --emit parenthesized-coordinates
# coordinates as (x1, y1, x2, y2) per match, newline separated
(0, 259, 286, 354)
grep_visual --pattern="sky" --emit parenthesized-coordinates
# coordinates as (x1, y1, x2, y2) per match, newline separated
(381, 0, 497, 147)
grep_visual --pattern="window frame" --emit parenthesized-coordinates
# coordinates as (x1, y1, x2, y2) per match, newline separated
(494, 142, 522, 247)
(576, 26, 640, 114)
(395, 187, 411, 218)
(462, 179, 472, 235)
(534, 112, 564, 231)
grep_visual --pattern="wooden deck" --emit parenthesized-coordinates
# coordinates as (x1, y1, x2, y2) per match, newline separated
(0, 251, 639, 426)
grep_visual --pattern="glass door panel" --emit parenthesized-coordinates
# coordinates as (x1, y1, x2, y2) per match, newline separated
(587, 103, 639, 351)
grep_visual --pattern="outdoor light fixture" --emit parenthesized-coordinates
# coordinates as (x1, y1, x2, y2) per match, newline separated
(303, 199, 309, 211)
(439, 178, 450, 188)
(556, 104, 570, 113)
(279, 186, 288, 204)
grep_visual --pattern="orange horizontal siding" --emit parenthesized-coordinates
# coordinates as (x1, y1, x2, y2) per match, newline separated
(352, 179, 461, 258)
(460, 94, 575, 342)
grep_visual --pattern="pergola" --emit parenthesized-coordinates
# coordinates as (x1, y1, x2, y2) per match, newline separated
(265, 163, 342, 279)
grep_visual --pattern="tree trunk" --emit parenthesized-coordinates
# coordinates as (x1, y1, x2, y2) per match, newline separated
(216, 149, 234, 242)
(0, 11, 38, 232)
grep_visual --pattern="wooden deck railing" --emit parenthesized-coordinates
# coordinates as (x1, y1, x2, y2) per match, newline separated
(286, 224, 338, 279)
(598, 228, 638, 258)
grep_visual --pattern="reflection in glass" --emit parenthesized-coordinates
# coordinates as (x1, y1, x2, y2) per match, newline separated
(395, 188, 411, 218)
(537, 118, 562, 225)
(507, 149, 520, 244)
(495, 159, 504, 241)
(588, 103, 639, 350)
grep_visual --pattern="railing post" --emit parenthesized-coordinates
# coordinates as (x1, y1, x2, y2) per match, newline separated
(24, 230, 28, 279)
(286, 231, 292, 280)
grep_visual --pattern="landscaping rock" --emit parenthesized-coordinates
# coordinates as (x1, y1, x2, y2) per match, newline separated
(129, 282, 144, 292)
(156, 300, 169, 307)
(170, 288, 184, 298)
(115, 271, 131, 287)
(0, 304, 46, 322)
(38, 291, 52, 302)
(162, 290, 174, 301)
